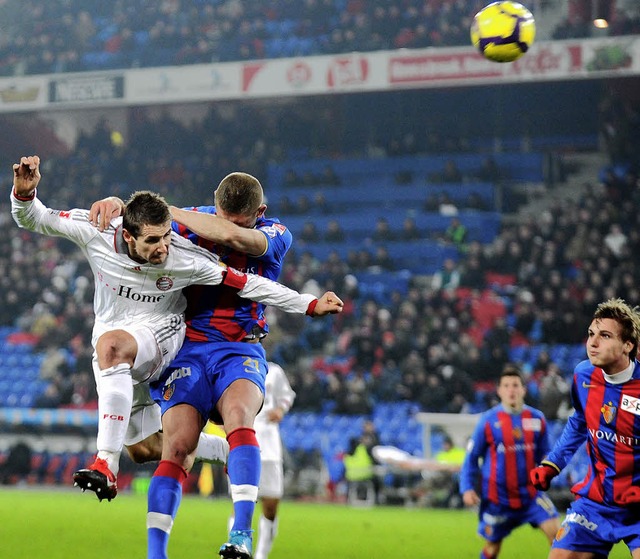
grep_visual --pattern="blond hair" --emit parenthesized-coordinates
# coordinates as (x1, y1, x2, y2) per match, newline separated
(593, 298, 640, 360)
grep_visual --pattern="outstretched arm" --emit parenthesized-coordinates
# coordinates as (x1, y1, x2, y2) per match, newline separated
(170, 206, 268, 256)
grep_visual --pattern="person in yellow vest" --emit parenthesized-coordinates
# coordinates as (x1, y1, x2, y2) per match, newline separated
(343, 434, 378, 504)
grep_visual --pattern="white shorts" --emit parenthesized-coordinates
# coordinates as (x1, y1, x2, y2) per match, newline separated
(92, 317, 186, 446)
(259, 460, 284, 499)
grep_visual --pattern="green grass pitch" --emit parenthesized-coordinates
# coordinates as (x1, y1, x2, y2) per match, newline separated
(0, 488, 631, 558)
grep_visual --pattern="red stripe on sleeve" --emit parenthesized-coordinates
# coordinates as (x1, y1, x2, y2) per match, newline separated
(222, 268, 249, 290)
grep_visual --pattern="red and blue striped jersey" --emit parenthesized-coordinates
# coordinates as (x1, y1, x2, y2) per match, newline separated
(460, 403, 550, 508)
(172, 205, 292, 342)
(544, 359, 640, 506)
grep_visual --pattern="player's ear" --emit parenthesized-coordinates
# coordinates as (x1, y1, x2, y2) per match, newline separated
(122, 228, 134, 242)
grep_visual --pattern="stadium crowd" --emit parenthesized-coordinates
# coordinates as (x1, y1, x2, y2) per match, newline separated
(1, 86, 638, 422)
(0, 0, 639, 76)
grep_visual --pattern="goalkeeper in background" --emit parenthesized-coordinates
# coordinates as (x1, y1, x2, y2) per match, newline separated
(460, 364, 559, 559)
(531, 298, 640, 559)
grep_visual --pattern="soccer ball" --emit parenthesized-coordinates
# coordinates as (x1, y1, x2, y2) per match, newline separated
(470, 1, 536, 63)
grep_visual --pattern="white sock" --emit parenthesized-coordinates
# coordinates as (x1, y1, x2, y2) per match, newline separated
(255, 515, 278, 559)
(96, 363, 133, 476)
(195, 432, 229, 464)
(96, 450, 121, 476)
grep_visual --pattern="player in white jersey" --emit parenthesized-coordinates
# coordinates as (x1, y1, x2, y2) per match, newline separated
(11, 155, 342, 502)
(227, 361, 295, 559)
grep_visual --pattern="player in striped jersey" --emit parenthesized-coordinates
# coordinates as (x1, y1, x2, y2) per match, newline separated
(531, 298, 640, 559)
(92, 172, 341, 558)
(144, 173, 340, 559)
(11, 157, 341, 511)
(460, 364, 559, 559)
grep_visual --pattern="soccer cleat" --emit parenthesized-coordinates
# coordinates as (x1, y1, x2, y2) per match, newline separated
(219, 529, 253, 559)
(73, 457, 117, 502)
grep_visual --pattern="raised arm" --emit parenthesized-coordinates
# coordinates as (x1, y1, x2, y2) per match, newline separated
(170, 206, 268, 256)
(12, 155, 41, 199)
(11, 155, 96, 245)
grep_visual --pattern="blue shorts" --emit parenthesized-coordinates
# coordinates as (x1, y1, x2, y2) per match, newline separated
(478, 493, 558, 543)
(552, 497, 640, 555)
(150, 340, 267, 424)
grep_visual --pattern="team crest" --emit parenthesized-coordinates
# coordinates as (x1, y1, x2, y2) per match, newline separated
(162, 384, 175, 401)
(555, 523, 570, 541)
(483, 525, 493, 538)
(601, 401, 617, 424)
(156, 276, 174, 291)
(512, 427, 523, 440)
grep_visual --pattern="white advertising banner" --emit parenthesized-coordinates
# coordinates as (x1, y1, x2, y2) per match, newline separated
(125, 63, 240, 104)
(0, 36, 637, 113)
(238, 52, 389, 97)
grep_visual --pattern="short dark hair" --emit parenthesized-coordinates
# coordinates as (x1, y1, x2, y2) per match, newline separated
(593, 298, 640, 360)
(214, 172, 263, 215)
(122, 190, 171, 238)
(500, 363, 524, 383)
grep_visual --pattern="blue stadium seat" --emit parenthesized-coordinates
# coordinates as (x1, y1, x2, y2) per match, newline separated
(134, 30, 150, 46)
(509, 345, 529, 363)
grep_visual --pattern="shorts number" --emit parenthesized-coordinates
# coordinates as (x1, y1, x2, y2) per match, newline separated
(243, 357, 260, 375)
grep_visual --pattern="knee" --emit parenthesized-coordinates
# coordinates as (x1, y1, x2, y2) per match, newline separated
(96, 331, 136, 368)
(166, 436, 197, 466)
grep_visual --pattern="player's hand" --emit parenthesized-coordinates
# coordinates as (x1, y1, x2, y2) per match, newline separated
(530, 464, 558, 491)
(462, 489, 480, 507)
(12, 155, 41, 197)
(89, 196, 125, 231)
(310, 291, 344, 316)
(616, 486, 640, 506)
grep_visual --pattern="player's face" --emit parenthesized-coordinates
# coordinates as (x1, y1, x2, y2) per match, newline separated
(124, 221, 172, 264)
(586, 318, 633, 374)
(497, 375, 526, 411)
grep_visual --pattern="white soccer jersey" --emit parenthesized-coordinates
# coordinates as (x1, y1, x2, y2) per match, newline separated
(11, 192, 316, 349)
(256, 362, 296, 463)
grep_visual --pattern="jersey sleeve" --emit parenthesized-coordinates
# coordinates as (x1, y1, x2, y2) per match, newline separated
(269, 363, 296, 413)
(11, 191, 98, 246)
(238, 273, 316, 314)
(459, 413, 488, 494)
(542, 374, 587, 471)
(535, 412, 551, 463)
(174, 234, 317, 314)
(256, 219, 292, 263)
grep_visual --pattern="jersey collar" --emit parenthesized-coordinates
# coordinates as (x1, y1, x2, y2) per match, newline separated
(602, 360, 635, 384)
